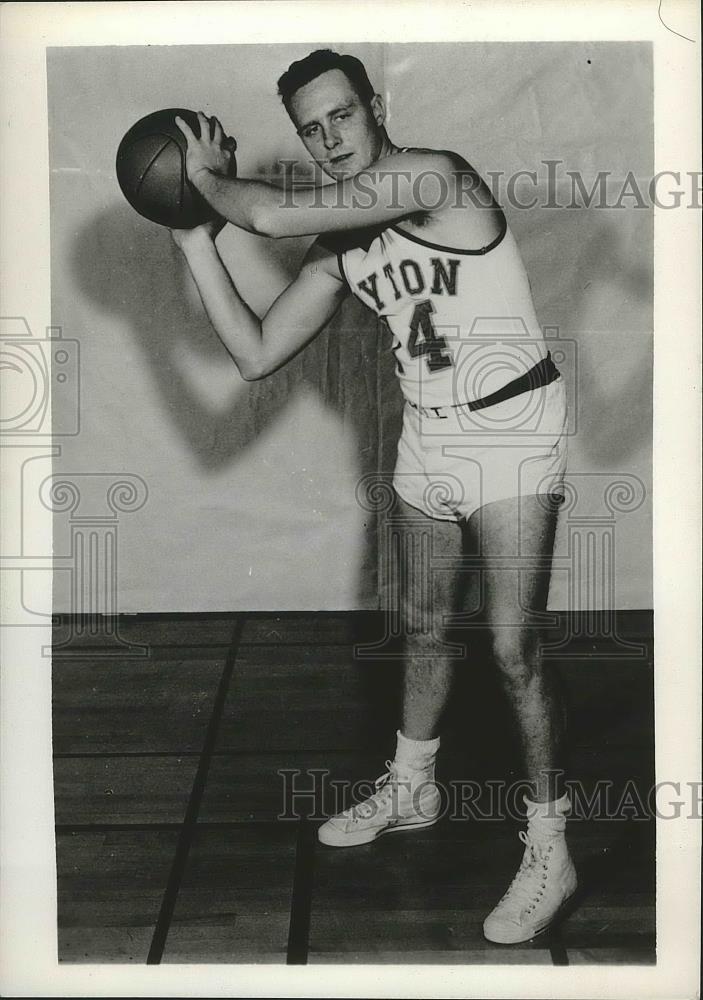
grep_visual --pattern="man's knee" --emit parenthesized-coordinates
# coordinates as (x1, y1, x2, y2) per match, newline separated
(490, 627, 540, 685)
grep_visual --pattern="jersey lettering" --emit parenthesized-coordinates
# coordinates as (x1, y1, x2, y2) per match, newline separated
(400, 259, 425, 295)
(356, 255, 461, 313)
(357, 273, 385, 311)
(383, 263, 402, 301)
(430, 258, 460, 295)
(391, 336, 405, 375)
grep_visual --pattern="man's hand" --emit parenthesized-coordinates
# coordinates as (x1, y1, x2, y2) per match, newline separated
(175, 111, 237, 189)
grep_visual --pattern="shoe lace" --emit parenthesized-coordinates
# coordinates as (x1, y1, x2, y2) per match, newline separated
(498, 830, 554, 916)
(349, 760, 398, 821)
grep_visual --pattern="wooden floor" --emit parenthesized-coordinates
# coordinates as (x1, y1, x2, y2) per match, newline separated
(52, 611, 655, 965)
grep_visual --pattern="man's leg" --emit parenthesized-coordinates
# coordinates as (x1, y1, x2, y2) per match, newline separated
(470, 493, 577, 943)
(317, 492, 464, 847)
(396, 493, 465, 741)
(468, 493, 565, 802)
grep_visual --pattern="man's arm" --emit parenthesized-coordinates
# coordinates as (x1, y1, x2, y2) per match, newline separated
(175, 226, 348, 381)
(176, 114, 459, 239)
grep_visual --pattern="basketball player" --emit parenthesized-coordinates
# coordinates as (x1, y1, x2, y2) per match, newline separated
(171, 49, 577, 944)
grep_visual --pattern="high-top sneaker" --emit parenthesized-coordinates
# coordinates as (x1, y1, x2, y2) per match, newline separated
(483, 793, 577, 943)
(317, 760, 440, 847)
(317, 757, 441, 847)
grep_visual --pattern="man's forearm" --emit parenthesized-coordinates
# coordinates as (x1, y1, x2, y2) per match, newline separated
(192, 171, 281, 235)
(179, 231, 264, 379)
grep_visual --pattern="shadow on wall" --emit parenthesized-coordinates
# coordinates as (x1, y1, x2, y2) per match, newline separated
(68, 167, 651, 608)
(568, 217, 653, 466)
(70, 182, 404, 606)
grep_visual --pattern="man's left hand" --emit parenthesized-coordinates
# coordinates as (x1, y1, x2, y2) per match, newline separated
(175, 112, 237, 188)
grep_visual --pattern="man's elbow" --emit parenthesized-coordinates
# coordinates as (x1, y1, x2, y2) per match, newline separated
(238, 354, 271, 381)
(249, 205, 290, 239)
(239, 362, 265, 381)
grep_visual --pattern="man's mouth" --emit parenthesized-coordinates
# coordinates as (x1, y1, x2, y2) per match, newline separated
(329, 152, 353, 165)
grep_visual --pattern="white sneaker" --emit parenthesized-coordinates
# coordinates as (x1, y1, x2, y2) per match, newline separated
(317, 760, 441, 847)
(483, 823, 577, 944)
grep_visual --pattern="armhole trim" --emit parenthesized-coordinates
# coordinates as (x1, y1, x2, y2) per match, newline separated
(391, 210, 508, 256)
(336, 250, 350, 288)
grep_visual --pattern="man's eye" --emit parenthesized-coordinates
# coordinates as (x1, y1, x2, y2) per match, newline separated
(334, 113, 350, 122)
(303, 126, 318, 138)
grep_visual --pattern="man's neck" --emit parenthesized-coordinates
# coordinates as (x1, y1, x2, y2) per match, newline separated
(377, 134, 399, 161)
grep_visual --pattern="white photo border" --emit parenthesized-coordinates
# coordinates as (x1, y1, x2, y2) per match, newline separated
(0, 1, 700, 996)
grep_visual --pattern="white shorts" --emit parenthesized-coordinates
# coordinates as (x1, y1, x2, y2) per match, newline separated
(393, 376, 569, 522)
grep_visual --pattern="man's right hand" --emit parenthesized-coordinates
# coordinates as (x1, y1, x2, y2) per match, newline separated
(170, 216, 226, 253)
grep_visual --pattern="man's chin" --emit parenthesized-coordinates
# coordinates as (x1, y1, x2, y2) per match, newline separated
(322, 156, 362, 180)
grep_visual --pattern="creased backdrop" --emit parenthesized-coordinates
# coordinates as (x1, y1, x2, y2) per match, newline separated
(48, 42, 652, 611)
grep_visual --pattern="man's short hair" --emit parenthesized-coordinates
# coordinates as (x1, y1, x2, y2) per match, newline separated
(277, 49, 376, 116)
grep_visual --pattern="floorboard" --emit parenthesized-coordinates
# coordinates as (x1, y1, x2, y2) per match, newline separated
(558, 818, 656, 963)
(52, 655, 227, 754)
(53, 615, 240, 650)
(567, 946, 656, 965)
(239, 613, 374, 645)
(558, 658, 654, 750)
(215, 643, 400, 754)
(54, 756, 199, 825)
(199, 750, 393, 824)
(162, 824, 298, 963)
(56, 829, 179, 963)
(52, 610, 656, 966)
(308, 822, 556, 963)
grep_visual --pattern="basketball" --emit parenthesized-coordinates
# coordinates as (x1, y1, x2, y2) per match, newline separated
(116, 108, 235, 229)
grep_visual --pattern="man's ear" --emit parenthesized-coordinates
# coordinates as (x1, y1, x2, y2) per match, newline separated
(370, 93, 386, 127)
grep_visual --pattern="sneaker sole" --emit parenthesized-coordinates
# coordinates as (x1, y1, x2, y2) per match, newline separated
(318, 815, 440, 848)
(483, 887, 579, 945)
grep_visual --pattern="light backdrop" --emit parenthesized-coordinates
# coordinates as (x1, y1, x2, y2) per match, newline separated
(48, 41, 652, 611)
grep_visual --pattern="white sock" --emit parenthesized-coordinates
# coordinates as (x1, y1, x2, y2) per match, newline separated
(394, 729, 440, 773)
(524, 793, 570, 834)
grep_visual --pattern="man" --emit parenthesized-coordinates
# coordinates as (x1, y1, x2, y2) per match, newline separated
(172, 48, 576, 945)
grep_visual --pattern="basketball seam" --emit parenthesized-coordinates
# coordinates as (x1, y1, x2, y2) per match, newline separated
(178, 137, 186, 210)
(134, 135, 178, 200)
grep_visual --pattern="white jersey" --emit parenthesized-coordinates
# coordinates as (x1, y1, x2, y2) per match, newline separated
(320, 210, 548, 408)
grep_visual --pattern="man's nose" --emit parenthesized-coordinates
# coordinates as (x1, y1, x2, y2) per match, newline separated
(322, 128, 341, 150)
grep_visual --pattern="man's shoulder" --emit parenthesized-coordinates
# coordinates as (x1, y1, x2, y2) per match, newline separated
(395, 146, 471, 171)
(316, 223, 390, 256)
(391, 147, 490, 208)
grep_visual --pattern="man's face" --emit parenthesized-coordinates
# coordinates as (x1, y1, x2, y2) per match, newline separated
(289, 68, 384, 180)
